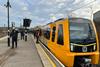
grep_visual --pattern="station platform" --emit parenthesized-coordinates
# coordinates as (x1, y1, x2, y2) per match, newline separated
(0, 34, 64, 67)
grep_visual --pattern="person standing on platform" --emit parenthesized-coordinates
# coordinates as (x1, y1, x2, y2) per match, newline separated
(33, 30, 36, 39)
(10, 27, 18, 49)
(24, 30, 27, 41)
(36, 30, 40, 43)
(20, 30, 24, 40)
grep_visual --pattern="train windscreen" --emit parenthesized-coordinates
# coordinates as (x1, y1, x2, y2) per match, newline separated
(69, 18, 97, 52)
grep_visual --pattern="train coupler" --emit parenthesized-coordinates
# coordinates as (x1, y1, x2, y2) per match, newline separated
(74, 56, 92, 67)
(80, 58, 92, 67)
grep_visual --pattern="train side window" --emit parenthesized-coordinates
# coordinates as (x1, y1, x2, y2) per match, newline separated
(52, 27, 56, 42)
(57, 24, 64, 45)
(43, 25, 50, 40)
(45, 28, 50, 40)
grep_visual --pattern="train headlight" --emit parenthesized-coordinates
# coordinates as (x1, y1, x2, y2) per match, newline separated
(93, 45, 96, 50)
(70, 43, 76, 51)
(71, 44, 74, 51)
(70, 43, 79, 51)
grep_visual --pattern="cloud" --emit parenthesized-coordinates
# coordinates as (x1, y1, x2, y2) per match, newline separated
(13, 0, 29, 7)
(22, 6, 28, 11)
(0, 5, 6, 14)
(0, 0, 100, 27)
(63, 0, 100, 19)
(93, 0, 100, 13)
(57, 13, 65, 18)
(58, 3, 65, 8)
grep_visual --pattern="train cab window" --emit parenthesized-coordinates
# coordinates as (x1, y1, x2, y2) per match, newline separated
(52, 27, 56, 42)
(57, 24, 64, 45)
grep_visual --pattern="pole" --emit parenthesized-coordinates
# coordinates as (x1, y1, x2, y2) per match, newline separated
(7, 0, 10, 30)
(8, 0, 10, 47)
(5, 0, 11, 47)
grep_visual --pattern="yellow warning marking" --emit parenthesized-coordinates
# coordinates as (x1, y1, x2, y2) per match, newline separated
(32, 35, 56, 67)
(38, 44, 56, 67)
(71, 43, 96, 47)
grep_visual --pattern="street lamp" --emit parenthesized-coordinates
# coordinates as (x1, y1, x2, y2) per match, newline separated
(4, 0, 11, 47)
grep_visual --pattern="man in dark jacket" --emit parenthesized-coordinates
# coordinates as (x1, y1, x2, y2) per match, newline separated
(10, 28, 18, 48)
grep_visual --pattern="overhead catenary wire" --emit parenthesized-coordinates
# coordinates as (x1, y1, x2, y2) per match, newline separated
(54, 0, 97, 16)
(67, 0, 96, 13)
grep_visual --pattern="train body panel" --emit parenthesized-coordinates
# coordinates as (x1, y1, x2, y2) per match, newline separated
(39, 17, 99, 67)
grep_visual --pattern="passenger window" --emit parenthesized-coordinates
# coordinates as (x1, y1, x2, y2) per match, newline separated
(45, 28, 50, 40)
(57, 24, 64, 45)
(44, 28, 50, 40)
(52, 27, 56, 42)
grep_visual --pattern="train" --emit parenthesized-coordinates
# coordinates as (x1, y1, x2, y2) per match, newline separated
(37, 17, 99, 67)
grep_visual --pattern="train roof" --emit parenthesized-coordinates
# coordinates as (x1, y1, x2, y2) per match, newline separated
(45, 17, 91, 26)
(93, 11, 100, 23)
(68, 17, 90, 20)
(54, 18, 65, 22)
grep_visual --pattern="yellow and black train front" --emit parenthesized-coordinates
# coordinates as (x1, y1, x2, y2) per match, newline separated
(68, 18, 99, 67)
(39, 17, 99, 67)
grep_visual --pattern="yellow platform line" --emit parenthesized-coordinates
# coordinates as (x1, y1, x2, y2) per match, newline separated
(32, 35, 56, 67)
(38, 43, 56, 67)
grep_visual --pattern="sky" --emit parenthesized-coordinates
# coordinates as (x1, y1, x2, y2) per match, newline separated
(0, 0, 100, 27)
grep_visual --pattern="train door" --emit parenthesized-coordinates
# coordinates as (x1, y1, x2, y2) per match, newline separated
(57, 24, 64, 46)
(48, 25, 57, 52)
(56, 23, 67, 50)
